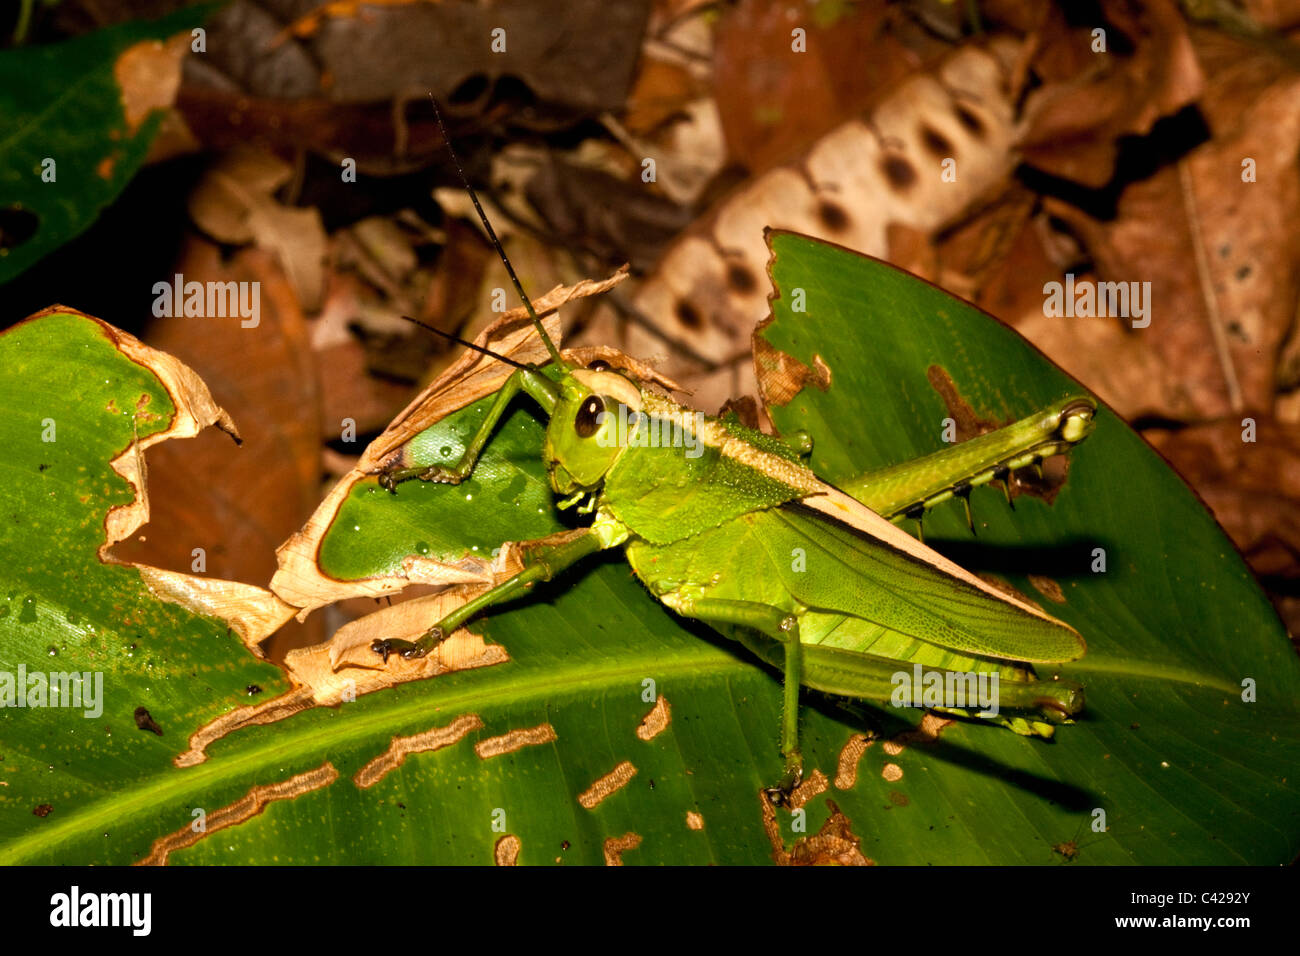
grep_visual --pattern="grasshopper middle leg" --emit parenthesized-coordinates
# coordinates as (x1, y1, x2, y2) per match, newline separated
(371, 528, 605, 661)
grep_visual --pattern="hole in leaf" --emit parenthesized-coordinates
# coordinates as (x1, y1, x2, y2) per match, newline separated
(0, 206, 39, 250)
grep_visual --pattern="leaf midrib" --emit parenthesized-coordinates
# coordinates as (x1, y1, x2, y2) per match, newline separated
(0, 642, 745, 864)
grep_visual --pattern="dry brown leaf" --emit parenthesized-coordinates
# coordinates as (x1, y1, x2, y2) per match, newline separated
(187, 147, 294, 245)
(112, 239, 326, 658)
(311, 270, 419, 440)
(25, 305, 294, 656)
(713, 0, 931, 173)
(187, 147, 327, 311)
(1035, 29, 1300, 421)
(1241, 0, 1300, 29)
(623, 55, 705, 136)
(1146, 417, 1300, 584)
(1018, 0, 1205, 187)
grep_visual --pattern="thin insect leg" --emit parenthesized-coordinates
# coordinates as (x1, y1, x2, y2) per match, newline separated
(379, 367, 558, 490)
(668, 597, 806, 800)
(372, 529, 607, 660)
(781, 622, 802, 781)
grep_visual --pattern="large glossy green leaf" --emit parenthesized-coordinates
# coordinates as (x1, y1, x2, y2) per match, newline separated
(756, 231, 1300, 864)
(3, 226, 1295, 864)
(0, 6, 213, 285)
(0, 310, 288, 860)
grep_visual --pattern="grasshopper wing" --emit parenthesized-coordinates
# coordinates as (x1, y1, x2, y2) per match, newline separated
(784, 486, 1085, 664)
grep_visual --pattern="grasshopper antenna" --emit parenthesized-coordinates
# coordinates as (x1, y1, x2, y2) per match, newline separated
(397, 314, 531, 371)
(428, 93, 567, 368)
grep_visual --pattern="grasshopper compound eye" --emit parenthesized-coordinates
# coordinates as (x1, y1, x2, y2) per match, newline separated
(574, 395, 605, 438)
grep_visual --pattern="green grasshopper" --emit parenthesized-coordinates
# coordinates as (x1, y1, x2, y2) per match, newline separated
(370, 107, 1095, 798)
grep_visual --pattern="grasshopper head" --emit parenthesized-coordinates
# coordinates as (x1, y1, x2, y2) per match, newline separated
(544, 367, 644, 495)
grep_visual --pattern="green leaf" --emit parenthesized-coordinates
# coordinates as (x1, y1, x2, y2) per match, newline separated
(4, 226, 1294, 864)
(0, 310, 804, 865)
(755, 230, 1300, 864)
(0, 309, 287, 861)
(0, 6, 215, 285)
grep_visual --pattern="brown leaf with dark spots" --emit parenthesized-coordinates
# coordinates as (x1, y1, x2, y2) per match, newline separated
(1145, 417, 1300, 584)
(626, 42, 1024, 413)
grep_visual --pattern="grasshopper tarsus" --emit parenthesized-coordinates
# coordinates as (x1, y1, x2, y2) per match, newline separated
(763, 761, 804, 809)
(370, 637, 431, 662)
(377, 466, 420, 494)
(378, 464, 466, 494)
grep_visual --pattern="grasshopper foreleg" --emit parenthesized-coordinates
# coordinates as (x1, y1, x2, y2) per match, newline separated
(378, 367, 559, 492)
(371, 527, 607, 661)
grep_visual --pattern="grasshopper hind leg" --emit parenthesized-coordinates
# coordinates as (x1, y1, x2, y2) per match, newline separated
(838, 395, 1097, 524)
